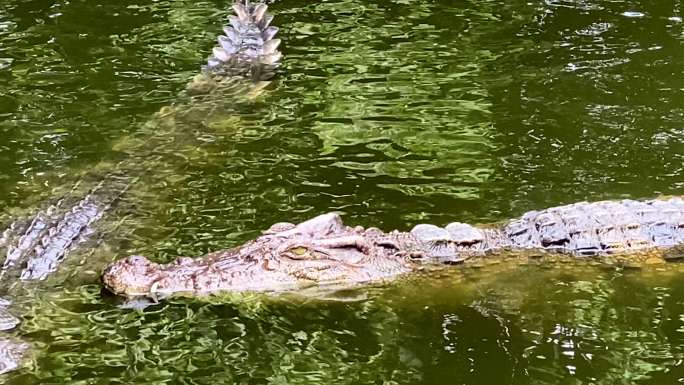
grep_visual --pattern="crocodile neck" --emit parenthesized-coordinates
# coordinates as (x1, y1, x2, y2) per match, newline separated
(408, 198, 684, 263)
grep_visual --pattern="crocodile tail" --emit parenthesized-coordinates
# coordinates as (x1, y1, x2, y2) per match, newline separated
(204, 1, 282, 81)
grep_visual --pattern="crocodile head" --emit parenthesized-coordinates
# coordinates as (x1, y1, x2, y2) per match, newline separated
(101, 255, 165, 297)
(102, 213, 417, 299)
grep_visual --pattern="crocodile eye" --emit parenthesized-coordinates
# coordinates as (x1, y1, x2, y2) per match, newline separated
(284, 247, 314, 260)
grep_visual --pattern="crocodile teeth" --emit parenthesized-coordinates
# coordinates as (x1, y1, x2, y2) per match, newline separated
(212, 47, 231, 62)
(262, 38, 280, 55)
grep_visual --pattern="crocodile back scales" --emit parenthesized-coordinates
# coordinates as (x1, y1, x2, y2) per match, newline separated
(504, 198, 684, 256)
(0, 1, 282, 373)
(0, 1, 281, 285)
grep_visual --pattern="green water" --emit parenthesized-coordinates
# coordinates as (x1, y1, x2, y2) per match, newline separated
(1, 0, 684, 383)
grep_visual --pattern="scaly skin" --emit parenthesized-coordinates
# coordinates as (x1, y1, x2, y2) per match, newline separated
(0, 0, 281, 373)
(102, 213, 417, 297)
(102, 197, 684, 299)
(0, 1, 281, 286)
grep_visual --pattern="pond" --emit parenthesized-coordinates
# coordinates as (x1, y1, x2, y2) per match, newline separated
(0, 0, 683, 383)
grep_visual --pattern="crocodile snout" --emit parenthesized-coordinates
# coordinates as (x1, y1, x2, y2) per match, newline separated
(102, 255, 163, 297)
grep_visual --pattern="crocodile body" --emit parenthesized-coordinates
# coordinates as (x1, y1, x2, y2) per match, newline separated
(0, 0, 281, 373)
(102, 197, 684, 299)
(0, 1, 280, 283)
(0, 174, 131, 283)
(414, 198, 684, 262)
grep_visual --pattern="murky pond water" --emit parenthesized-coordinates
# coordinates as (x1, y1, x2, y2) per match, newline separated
(0, 0, 683, 383)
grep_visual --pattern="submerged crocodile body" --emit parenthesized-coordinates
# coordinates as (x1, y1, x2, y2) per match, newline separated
(0, 0, 281, 278)
(102, 197, 684, 299)
(0, 0, 281, 374)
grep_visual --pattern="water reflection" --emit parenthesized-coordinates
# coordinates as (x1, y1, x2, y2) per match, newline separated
(0, 0, 683, 383)
(5, 263, 684, 384)
(0, 0, 217, 209)
(488, 0, 684, 216)
(281, 0, 498, 222)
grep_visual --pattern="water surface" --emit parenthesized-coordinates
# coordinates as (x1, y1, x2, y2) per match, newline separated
(0, 0, 683, 383)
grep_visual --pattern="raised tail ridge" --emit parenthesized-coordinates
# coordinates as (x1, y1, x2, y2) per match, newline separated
(203, 1, 282, 81)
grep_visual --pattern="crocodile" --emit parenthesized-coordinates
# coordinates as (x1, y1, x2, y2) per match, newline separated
(0, 0, 281, 374)
(102, 197, 684, 299)
(0, 0, 281, 283)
